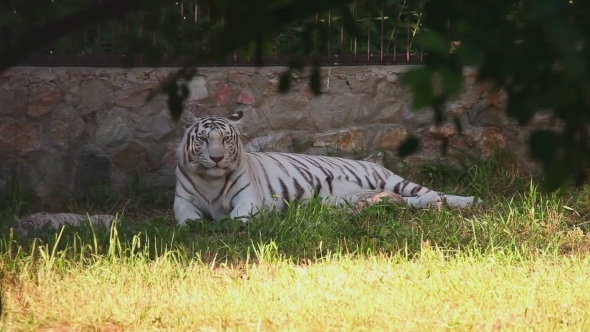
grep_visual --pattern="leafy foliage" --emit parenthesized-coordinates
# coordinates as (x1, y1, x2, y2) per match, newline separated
(398, 0, 590, 191)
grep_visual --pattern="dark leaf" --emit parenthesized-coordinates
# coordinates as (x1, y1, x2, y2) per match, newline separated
(310, 60, 321, 96)
(452, 115, 463, 135)
(529, 130, 561, 164)
(507, 90, 535, 125)
(180, 84, 189, 99)
(288, 58, 305, 72)
(279, 71, 292, 93)
(167, 90, 183, 121)
(340, 5, 357, 38)
(542, 161, 570, 192)
(432, 95, 447, 125)
(440, 136, 448, 156)
(414, 31, 450, 55)
(400, 68, 434, 110)
(122, 54, 135, 68)
(529, 0, 564, 22)
(255, 33, 263, 67)
(397, 136, 420, 158)
(455, 42, 485, 66)
(438, 65, 463, 97)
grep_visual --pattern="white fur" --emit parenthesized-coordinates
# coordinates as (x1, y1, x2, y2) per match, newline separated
(174, 113, 481, 225)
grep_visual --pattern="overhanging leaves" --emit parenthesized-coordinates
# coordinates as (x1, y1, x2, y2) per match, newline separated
(397, 136, 420, 158)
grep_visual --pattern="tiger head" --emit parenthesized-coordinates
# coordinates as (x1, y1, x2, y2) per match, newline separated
(179, 111, 244, 179)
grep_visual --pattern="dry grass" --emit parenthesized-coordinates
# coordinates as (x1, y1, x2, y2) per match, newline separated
(3, 251, 590, 331)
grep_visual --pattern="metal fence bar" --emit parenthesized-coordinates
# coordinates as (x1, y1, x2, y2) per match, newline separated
(328, 10, 332, 61)
(287, 24, 292, 59)
(197, 5, 203, 64)
(367, 0, 371, 62)
(138, 13, 144, 65)
(180, 0, 185, 63)
(420, 8, 424, 62)
(125, 15, 130, 59)
(12, 0, 435, 67)
(111, 21, 116, 55)
(406, 10, 412, 62)
(340, 13, 344, 59)
(354, 0, 358, 62)
(274, 32, 279, 63)
(393, 0, 398, 62)
(207, 6, 211, 59)
(314, 11, 319, 56)
(380, 0, 384, 62)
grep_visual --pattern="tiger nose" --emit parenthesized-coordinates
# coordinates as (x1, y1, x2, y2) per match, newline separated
(210, 156, 224, 163)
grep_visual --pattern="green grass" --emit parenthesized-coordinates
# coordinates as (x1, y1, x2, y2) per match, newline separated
(2, 152, 590, 331)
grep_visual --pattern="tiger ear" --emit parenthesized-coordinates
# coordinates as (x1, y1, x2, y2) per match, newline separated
(180, 110, 199, 131)
(227, 110, 244, 125)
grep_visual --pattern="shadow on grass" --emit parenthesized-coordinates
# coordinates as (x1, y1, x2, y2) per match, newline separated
(1, 152, 590, 267)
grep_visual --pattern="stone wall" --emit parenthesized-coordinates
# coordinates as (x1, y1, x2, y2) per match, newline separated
(0, 66, 551, 206)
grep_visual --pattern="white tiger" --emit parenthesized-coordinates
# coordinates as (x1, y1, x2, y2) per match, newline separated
(173, 111, 480, 225)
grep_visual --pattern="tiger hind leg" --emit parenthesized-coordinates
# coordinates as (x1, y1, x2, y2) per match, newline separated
(353, 190, 405, 210)
(326, 176, 479, 211)
(322, 189, 405, 214)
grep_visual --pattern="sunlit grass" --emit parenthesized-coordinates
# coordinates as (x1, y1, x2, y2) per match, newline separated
(2, 152, 590, 331)
(3, 249, 590, 331)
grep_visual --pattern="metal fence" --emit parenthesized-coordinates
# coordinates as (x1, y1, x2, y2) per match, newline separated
(9, 0, 430, 67)
(7, 0, 586, 68)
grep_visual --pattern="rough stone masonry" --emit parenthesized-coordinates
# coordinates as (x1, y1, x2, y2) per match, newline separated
(0, 65, 554, 206)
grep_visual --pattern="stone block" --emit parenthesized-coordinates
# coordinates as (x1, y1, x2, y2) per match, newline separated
(50, 105, 86, 150)
(259, 94, 313, 131)
(76, 80, 113, 115)
(402, 102, 433, 127)
(308, 93, 356, 131)
(0, 122, 42, 155)
(234, 105, 271, 137)
(324, 77, 351, 94)
(187, 76, 209, 101)
(246, 74, 271, 105)
(467, 100, 503, 126)
(0, 85, 28, 115)
(30, 152, 65, 201)
(125, 70, 151, 83)
(352, 94, 377, 123)
(421, 126, 469, 151)
(95, 108, 133, 147)
(243, 132, 292, 152)
(113, 143, 157, 174)
(311, 129, 364, 152)
(114, 84, 159, 108)
(217, 84, 233, 106)
(137, 113, 175, 142)
(9, 72, 30, 87)
(74, 146, 112, 193)
(162, 141, 180, 168)
(346, 73, 381, 95)
(476, 127, 507, 157)
(372, 125, 408, 151)
(237, 87, 256, 105)
(27, 85, 63, 118)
